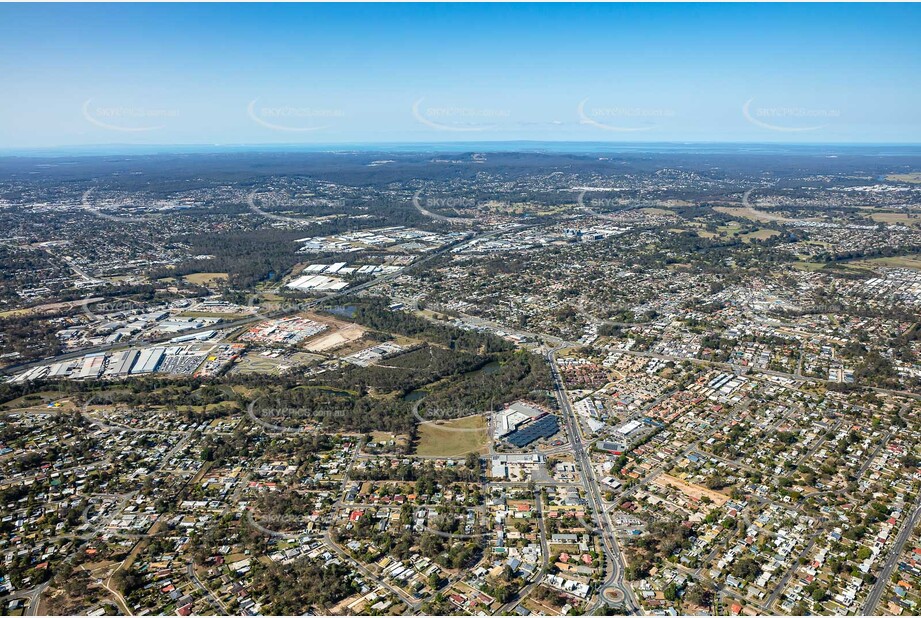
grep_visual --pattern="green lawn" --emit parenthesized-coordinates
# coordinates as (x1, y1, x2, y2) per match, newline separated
(414, 415, 488, 456)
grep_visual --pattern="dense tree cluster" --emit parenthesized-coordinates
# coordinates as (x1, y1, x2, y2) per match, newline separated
(252, 560, 358, 614)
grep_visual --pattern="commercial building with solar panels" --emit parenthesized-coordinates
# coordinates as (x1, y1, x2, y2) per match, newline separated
(505, 414, 560, 448)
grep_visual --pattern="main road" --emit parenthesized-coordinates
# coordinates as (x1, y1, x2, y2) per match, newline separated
(862, 490, 921, 615)
(547, 349, 641, 614)
(497, 487, 552, 614)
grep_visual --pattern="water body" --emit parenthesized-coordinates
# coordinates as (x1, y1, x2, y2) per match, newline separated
(326, 305, 357, 319)
(403, 389, 428, 402)
(473, 360, 501, 376)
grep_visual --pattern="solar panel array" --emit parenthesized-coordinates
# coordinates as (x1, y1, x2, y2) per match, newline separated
(505, 414, 560, 448)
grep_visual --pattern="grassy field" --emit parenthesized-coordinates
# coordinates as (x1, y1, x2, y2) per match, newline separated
(640, 207, 677, 216)
(0, 308, 31, 319)
(740, 229, 780, 241)
(886, 173, 921, 184)
(230, 385, 260, 397)
(792, 261, 829, 272)
(716, 221, 744, 234)
(0, 391, 69, 411)
(698, 220, 780, 243)
(848, 255, 921, 271)
(370, 431, 411, 450)
(866, 211, 921, 227)
(414, 415, 488, 456)
(183, 272, 229, 285)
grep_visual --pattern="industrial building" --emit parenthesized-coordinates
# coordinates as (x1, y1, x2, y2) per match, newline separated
(615, 419, 643, 438)
(286, 274, 349, 292)
(132, 347, 165, 374)
(76, 353, 106, 380)
(495, 402, 547, 438)
(106, 350, 140, 377)
(505, 414, 560, 448)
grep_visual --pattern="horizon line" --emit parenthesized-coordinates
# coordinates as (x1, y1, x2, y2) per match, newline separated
(4, 139, 921, 159)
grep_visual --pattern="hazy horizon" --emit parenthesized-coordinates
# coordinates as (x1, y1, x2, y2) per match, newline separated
(4, 140, 921, 160)
(1, 3, 919, 149)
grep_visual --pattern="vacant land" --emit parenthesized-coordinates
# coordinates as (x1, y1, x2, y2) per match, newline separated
(652, 473, 730, 506)
(0, 296, 104, 319)
(230, 351, 322, 374)
(414, 415, 488, 456)
(304, 324, 366, 352)
(714, 205, 793, 224)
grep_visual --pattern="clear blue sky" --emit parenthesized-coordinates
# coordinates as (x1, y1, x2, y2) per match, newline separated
(0, 3, 919, 149)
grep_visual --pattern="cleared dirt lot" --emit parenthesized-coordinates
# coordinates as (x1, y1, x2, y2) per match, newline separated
(652, 473, 730, 506)
(304, 324, 366, 352)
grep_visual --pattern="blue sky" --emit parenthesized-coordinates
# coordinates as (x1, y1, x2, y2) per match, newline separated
(0, 3, 919, 149)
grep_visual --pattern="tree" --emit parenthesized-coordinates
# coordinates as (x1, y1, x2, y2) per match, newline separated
(664, 582, 680, 602)
(731, 557, 762, 582)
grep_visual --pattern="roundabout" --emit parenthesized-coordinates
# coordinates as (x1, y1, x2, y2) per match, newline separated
(602, 587, 625, 605)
